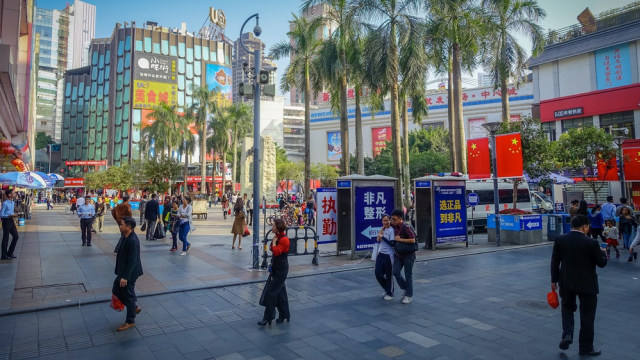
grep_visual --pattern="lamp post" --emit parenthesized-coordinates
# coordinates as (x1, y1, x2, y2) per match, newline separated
(239, 14, 262, 269)
(483, 122, 502, 247)
(613, 136, 626, 199)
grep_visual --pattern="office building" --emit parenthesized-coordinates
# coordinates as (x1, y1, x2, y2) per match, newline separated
(283, 105, 305, 162)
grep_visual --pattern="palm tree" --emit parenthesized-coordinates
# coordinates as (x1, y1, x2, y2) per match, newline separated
(357, 0, 430, 206)
(269, 14, 324, 199)
(226, 103, 253, 190)
(482, 0, 546, 122)
(177, 110, 196, 196)
(143, 102, 180, 161)
(209, 106, 231, 194)
(427, 0, 486, 173)
(191, 85, 219, 194)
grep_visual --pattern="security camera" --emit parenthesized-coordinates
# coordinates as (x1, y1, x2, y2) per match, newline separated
(253, 24, 262, 37)
(243, 61, 248, 67)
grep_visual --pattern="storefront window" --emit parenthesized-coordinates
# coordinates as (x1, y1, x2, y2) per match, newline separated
(541, 121, 556, 141)
(600, 111, 635, 139)
(561, 116, 593, 133)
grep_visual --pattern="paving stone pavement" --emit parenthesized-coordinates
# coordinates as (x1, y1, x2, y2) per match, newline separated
(2, 244, 640, 359)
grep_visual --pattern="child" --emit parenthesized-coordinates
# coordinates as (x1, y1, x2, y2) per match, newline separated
(602, 219, 620, 259)
(293, 203, 303, 225)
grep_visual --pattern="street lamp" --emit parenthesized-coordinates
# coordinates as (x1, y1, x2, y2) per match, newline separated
(482, 121, 502, 247)
(239, 14, 262, 269)
(613, 136, 626, 199)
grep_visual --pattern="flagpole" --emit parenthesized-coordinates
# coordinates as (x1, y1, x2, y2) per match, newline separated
(483, 122, 502, 247)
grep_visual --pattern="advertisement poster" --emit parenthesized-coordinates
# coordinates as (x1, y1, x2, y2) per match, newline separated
(327, 131, 342, 161)
(371, 127, 392, 156)
(205, 63, 232, 107)
(134, 54, 177, 84)
(133, 80, 177, 109)
(316, 188, 337, 244)
(354, 186, 394, 251)
(434, 184, 467, 244)
(595, 44, 631, 90)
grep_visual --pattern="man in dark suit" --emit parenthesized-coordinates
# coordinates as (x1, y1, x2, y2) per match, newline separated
(113, 217, 144, 332)
(144, 194, 160, 240)
(551, 215, 607, 356)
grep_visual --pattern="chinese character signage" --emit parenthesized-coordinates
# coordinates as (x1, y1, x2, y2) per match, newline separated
(133, 81, 177, 109)
(596, 44, 631, 90)
(134, 54, 177, 84)
(354, 186, 394, 251)
(554, 107, 584, 119)
(205, 63, 232, 107)
(372, 127, 392, 157)
(434, 184, 467, 244)
(316, 188, 337, 244)
(327, 131, 342, 161)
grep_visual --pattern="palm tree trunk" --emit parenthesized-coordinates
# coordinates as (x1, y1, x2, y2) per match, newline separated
(390, 22, 402, 208)
(167, 145, 173, 195)
(232, 130, 238, 192)
(339, 48, 350, 177)
(304, 61, 311, 200)
(501, 75, 510, 123)
(447, 55, 457, 171)
(222, 152, 227, 195)
(201, 124, 207, 194)
(355, 88, 364, 175)
(452, 42, 467, 173)
(183, 150, 189, 196)
(402, 94, 410, 207)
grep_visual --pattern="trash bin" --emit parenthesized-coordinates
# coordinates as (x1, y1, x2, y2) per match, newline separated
(547, 214, 563, 241)
(561, 214, 572, 234)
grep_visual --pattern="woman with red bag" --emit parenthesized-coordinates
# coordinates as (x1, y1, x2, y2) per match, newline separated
(231, 197, 246, 249)
(221, 195, 229, 220)
(258, 219, 290, 326)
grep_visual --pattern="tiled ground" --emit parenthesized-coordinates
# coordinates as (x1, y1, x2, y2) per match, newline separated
(1, 245, 639, 359)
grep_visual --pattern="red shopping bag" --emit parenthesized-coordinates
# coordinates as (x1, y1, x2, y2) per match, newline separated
(110, 293, 125, 311)
(547, 290, 559, 309)
(228, 208, 231, 215)
(243, 224, 251, 237)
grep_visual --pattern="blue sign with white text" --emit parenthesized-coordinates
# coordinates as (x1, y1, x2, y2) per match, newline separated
(520, 215, 543, 230)
(415, 181, 431, 188)
(354, 186, 394, 251)
(467, 192, 479, 207)
(434, 185, 467, 244)
(337, 180, 352, 188)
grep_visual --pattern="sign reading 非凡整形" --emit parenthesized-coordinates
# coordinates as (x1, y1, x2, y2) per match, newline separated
(316, 188, 337, 244)
(554, 107, 583, 119)
(434, 184, 467, 244)
(354, 186, 394, 251)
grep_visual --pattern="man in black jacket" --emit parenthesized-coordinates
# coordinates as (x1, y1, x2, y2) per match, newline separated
(144, 194, 160, 240)
(113, 217, 143, 332)
(551, 215, 607, 356)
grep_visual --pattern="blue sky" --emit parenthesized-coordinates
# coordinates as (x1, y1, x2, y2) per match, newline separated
(37, 0, 637, 96)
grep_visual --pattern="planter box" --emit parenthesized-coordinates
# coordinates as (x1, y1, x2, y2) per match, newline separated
(487, 214, 544, 245)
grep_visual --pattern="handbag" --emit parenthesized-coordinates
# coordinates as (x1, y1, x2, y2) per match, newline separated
(394, 240, 418, 255)
(140, 220, 147, 232)
(153, 222, 166, 239)
(110, 293, 125, 311)
(259, 275, 272, 306)
(243, 224, 251, 237)
(547, 289, 559, 309)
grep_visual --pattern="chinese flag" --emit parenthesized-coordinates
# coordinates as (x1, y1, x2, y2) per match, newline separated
(466, 138, 491, 179)
(596, 152, 618, 181)
(495, 133, 523, 178)
(623, 148, 640, 181)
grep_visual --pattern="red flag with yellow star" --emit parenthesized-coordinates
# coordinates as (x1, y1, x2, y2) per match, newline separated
(466, 138, 491, 179)
(495, 133, 523, 178)
(596, 152, 618, 181)
(623, 148, 640, 181)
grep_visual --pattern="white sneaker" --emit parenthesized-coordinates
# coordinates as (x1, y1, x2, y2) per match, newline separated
(382, 292, 388, 297)
(179, 251, 187, 256)
(401, 296, 412, 304)
(383, 295, 393, 301)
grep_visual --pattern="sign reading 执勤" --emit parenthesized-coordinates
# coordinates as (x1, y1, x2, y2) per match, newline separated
(354, 186, 394, 251)
(316, 188, 337, 244)
(434, 185, 467, 244)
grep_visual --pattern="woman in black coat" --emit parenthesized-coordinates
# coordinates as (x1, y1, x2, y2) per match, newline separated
(258, 219, 290, 326)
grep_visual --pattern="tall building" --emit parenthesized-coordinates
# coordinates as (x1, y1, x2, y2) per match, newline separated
(232, 32, 275, 104)
(477, 73, 493, 87)
(282, 105, 305, 162)
(33, 0, 96, 143)
(61, 21, 233, 177)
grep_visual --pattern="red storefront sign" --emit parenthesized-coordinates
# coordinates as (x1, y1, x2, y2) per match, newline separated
(65, 160, 108, 166)
(372, 127, 392, 156)
(539, 83, 640, 122)
(64, 178, 85, 187)
(184, 176, 223, 184)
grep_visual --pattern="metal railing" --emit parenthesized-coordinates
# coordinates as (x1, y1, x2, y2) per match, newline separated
(261, 225, 319, 269)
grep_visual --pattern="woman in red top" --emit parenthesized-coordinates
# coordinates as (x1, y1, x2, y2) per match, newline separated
(258, 219, 290, 326)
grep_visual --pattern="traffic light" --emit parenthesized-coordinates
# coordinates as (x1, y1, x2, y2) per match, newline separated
(239, 83, 253, 97)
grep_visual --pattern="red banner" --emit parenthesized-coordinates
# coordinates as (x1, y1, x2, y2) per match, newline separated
(185, 176, 223, 183)
(466, 138, 491, 179)
(65, 160, 107, 166)
(372, 127, 392, 157)
(596, 153, 618, 181)
(623, 148, 640, 181)
(495, 133, 523, 178)
(64, 178, 85, 187)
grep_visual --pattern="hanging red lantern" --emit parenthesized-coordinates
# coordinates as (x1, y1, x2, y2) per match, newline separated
(0, 140, 11, 148)
(3, 147, 14, 155)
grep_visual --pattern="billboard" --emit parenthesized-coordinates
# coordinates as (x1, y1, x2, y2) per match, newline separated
(205, 63, 232, 107)
(354, 186, 394, 251)
(371, 127, 392, 157)
(133, 80, 178, 109)
(134, 53, 177, 84)
(595, 44, 631, 90)
(327, 131, 342, 161)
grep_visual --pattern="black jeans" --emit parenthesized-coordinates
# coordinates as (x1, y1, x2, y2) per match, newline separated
(1, 218, 19, 258)
(247, 209, 253, 225)
(145, 220, 156, 240)
(262, 273, 290, 321)
(375, 253, 394, 296)
(112, 278, 138, 324)
(393, 253, 415, 297)
(560, 287, 598, 353)
(80, 218, 93, 244)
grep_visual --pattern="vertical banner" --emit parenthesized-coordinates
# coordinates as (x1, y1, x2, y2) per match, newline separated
(354, 186, 395, 251)
(466, 138, 491, 179)
(316, 188, 337, 244)
(495, 133, 523, 178)
(327, 131, 342, 161)
(623, 148, 640, 181)
(371, 127, 392, 157)
(434, 184, 467, 244)
(596, 153, 618, 181)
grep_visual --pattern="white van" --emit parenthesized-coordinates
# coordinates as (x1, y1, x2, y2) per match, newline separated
(466, 180, 533, 228)
(531, 191, 553, 213)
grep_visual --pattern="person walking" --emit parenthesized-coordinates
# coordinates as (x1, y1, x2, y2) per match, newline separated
(144, 194, 160, 241)
(46, 197, 53, 210)
(221, 195, 229, 220)
(602, 219, 620, 259)
(77, 196, 95, 246)
(113, 217, 143, 332)
(258, 219, 290, 326)
(1, 189, 20, 260)
(568, 200, 579, 218)
(246, 194, 253, 226)
(231, 197, 246, 250)
(615, 197, 634, 217)
(139, 194, 148, 226)
(618, 207, 637, 250)
(168, 201, 180, 252)
(376, 214, 395, 300)
(601, 196, 616, 223)
(112, 195, 133, 253)
(551, 215, 607, 356)
(70, 195, 78, 215)
(93, 197, 105, 233)
(587, 204, 605, 242)
(576, 200, 589, 217)
(390, 208, 416, 304)
(177, 197, 193, 256)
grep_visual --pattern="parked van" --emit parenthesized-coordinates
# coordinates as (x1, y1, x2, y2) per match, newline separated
(531, 191, 553, 213)
(466, 180, 533, 229)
